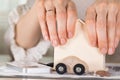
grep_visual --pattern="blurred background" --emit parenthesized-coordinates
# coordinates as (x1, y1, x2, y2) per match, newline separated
(0, 0, 27, 64)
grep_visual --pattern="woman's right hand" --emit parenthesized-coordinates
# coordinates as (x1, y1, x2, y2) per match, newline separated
(36, 0, 77, 46)
(85, 0, 120, 55)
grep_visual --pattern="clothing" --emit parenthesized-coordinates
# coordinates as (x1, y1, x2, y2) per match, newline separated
(7, 0, 120, 62)
(7, 0, 50, 62)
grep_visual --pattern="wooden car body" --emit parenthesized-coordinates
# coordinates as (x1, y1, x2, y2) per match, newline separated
(54, 19, 106, 75)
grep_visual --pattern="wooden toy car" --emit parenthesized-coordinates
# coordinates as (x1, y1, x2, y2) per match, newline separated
(54, 19, 106, 75)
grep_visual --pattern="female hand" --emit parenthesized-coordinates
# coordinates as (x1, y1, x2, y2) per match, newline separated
(36, 0, 77, 46)
(85, 0, 120, 55)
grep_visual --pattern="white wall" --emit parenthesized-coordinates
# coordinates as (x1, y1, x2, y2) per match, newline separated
(0, 0, 19, 28)
(0, 0, 20, 54)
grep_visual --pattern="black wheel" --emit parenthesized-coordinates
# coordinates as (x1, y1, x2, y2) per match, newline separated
(56, 63, 67, 74)
(73, 64, 85, 75)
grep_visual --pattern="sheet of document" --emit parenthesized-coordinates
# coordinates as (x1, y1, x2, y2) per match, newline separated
(0, 63, 120, 79)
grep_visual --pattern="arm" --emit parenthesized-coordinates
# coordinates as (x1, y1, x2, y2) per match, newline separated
(16, 0, 41, 49)
(16, 0, 77, 49)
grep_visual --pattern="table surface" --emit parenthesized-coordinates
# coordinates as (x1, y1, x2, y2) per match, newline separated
(0, 55, 120, 80)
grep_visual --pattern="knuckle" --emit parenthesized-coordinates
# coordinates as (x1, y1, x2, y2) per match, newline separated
(67, 28, 74, 34)
(117, 29, 120, 36)
(54, 0, 65, 8)
(59, 10, 66, 15)
(39, 16, 45, 21)
(56, 6, 66, 13)
(46, 13, 55, 19)
(86, 7, 96, 17)
(68, 11, 77, 18)
(109, 42, 114, 47)
(57, 12, 66, 19)
(88, 31, 96, 39)
(96, 3, 107, 13)
(86, 19, 95, 24)
(55, 0, 69, 6)
(86, 6, 94, 13)
(89, 34, 96, 41)
(41, 25, 47, 31)
(68, 1, 76, 9)
(98, 2, 107, 8)
(117, 19, 120, 26)
(49, 30, 57, 35)
(116, 36, 120, 41)
(42, 30, 48, 36)
(68, 16, 76, 24)
(99, 40, 107, 47)
(109, 3, 118, 8)
(96, 22, 106, 30)
(57, 0, 64, 5)
(38, 0, 44, 7)
(39, 0, 43, 4)
(50, 33, 57, 39)
(108, 21, 115, 27)
(69, 1, 75, 6)
(108, 4, 119, 13)
(45, 1, 54, 10)
(96, 25, 106, 32)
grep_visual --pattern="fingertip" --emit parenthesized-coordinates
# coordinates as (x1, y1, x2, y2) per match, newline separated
(68, 31, 74, 38)
(100, 48, 107, 54)
(115, 38, 119, 48)
(108, 48, 115, 55)
(44, 35, 49, 41)
(91, 41, 97, 47)
(98, 41, 108, 54)
(87, 34, 97, 47)
(52, 39, 59, 47)
(60, 38, 67, 45)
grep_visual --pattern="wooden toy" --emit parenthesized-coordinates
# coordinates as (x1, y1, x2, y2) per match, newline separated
(54, 19, 106, 75)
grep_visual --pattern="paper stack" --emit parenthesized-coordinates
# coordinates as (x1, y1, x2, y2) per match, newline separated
(6, 61, 51, 74)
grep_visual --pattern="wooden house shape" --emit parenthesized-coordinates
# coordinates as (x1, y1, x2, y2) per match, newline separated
(54, 19, 106, 75)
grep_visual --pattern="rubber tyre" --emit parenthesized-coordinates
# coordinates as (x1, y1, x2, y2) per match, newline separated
(56, 63, 67, 74)
(73, 64, 85, 75)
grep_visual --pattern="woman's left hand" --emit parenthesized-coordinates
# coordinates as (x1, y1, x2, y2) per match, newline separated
(85, 0, 120, 55)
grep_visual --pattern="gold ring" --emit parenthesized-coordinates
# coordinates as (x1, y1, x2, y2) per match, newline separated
(46, 9, 54, 12)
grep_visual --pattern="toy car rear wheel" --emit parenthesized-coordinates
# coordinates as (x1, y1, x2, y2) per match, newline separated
(73, 64, 85, 75)
(56, 63, 67, 74)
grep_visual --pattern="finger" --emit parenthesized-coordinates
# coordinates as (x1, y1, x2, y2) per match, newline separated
(85, 7, 97, 47)
(115, 11, 120, 48)
(45, 0, 59, 46)
(67, 1, 77, 38)
(96, 6, 108, 54)
(55, 2, 67, 45)
(107, 4, 118, 55)
(37, 0, 49, 41)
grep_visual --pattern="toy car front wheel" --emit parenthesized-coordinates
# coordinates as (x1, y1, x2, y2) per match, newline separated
(56, 63, 67, 74)
(73, 64, 85, 75)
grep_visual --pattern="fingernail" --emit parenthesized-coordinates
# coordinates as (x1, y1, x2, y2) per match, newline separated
(68, 32, 73, 38)
(115, 39, 119, 48)
(101, 48, 107, 54)
(53, 40, 58, 46)
(44, 36, 49, 40)
(108, 48, 115, 55)
(60, 38, 66, 45)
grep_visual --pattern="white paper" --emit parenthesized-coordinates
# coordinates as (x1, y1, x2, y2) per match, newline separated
(0, 63, 120, 79)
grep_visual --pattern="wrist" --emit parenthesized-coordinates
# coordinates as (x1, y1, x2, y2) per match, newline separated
(29, 0, 39, 22)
